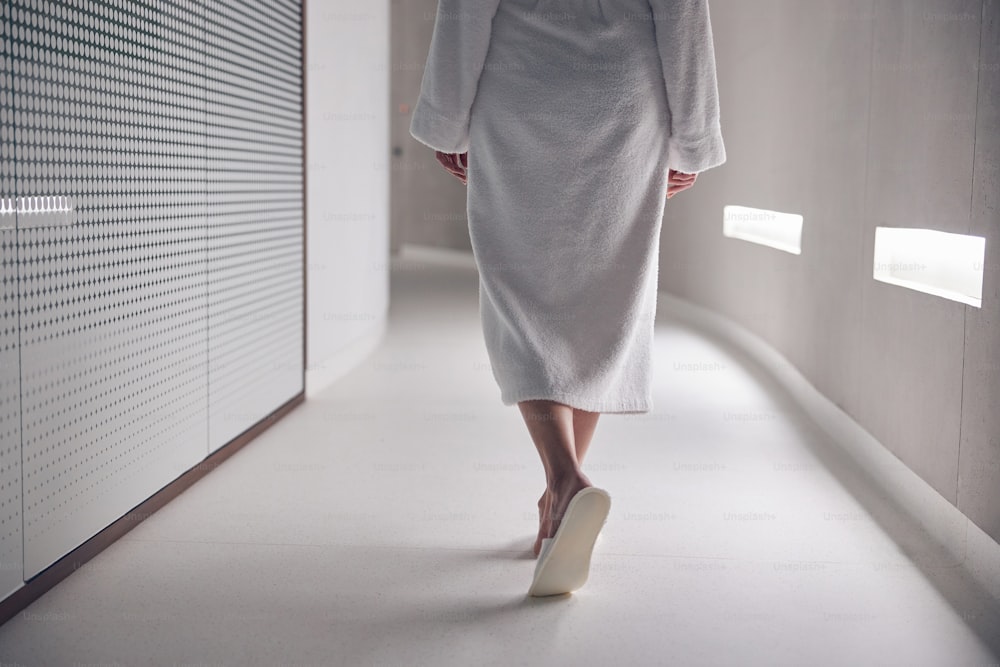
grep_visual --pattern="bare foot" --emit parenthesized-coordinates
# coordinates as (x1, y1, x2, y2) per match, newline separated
(536, 472, 592, 554)
(533, 490, 551, 557)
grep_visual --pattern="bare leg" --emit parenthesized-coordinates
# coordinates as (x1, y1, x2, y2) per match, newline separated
(573, 408, 601, 462)
(534, 407, 601, 555)
(518, 400, 598, 555)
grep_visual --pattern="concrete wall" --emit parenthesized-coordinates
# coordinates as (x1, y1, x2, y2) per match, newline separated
(659, 0, 999, 545)
(961, 0, 1000, 554)
(306, 0, 391, 394)
(391, 0, 475, 253)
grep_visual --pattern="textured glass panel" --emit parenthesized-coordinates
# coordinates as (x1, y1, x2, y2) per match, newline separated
(0, 0, 24, 597)
(204, 0, 303, 451)
(12, 0, 209, 576)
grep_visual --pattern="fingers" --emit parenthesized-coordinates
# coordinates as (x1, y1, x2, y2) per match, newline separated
(667, 183, 694, 199)
(439, 155, 465, 183)
(668, 169, 697, 185)
(435, 151, 468, 185)
(666, 181, 694, 199)
(434, 151, 460, 176)
(666, 169, 697, 199)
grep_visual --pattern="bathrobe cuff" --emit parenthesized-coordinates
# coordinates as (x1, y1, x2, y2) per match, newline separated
(409, 99, 472, 154)
(409, 0, 501, 155)
(666, 121, 727, 175)
(650, 0, 728, 175)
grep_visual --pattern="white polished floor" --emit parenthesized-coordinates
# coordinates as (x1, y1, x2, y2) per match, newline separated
(1, 244, 998, 666)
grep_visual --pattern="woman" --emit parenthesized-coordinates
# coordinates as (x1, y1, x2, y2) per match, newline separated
(409, 0, 726, 596)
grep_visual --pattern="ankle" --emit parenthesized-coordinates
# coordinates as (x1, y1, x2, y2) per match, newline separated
(546, 468, 590, 497)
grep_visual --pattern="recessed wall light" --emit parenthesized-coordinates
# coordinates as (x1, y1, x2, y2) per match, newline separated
(872, 226, 985, 308)
(722, 205, 803, 255)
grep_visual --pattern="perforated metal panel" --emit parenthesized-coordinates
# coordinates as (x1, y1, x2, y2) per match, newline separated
(204, 0, 303, 451)
(0, 0, 302, 584)
(11, 0, 211, 577)
(0, 0, 23, 599)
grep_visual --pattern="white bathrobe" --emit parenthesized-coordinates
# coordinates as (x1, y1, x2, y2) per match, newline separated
(410, 0, 727, 413)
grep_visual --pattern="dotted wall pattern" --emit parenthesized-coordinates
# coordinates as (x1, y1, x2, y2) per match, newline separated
(10, 0, 212, 577)
(204, 0, 303, 452)
(0, 0, 302, 586)
(0, 0, 24, 601)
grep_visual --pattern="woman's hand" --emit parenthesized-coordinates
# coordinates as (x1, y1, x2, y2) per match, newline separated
(667, 169, 697, 199)
(435, 151, 468, 185)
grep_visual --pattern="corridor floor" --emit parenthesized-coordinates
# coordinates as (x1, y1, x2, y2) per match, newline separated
(0, 244, 998, 666)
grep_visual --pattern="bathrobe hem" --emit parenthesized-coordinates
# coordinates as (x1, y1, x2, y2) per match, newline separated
(499, 390, 653, 415)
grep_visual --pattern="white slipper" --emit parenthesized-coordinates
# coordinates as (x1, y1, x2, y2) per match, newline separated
(528, 487, 611, 597)
(536, 528, 602, 559)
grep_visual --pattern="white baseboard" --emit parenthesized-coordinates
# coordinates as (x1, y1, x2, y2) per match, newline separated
(305, 318, 387, 399)
(658, 290, 1000, 602)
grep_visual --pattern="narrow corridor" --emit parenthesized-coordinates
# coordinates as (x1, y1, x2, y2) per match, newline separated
(1, 245, 997, 667)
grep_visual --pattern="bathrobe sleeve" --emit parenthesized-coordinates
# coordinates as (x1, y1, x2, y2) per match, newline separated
(648, 0, 727, 174)
(409, 0, 501, 154)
